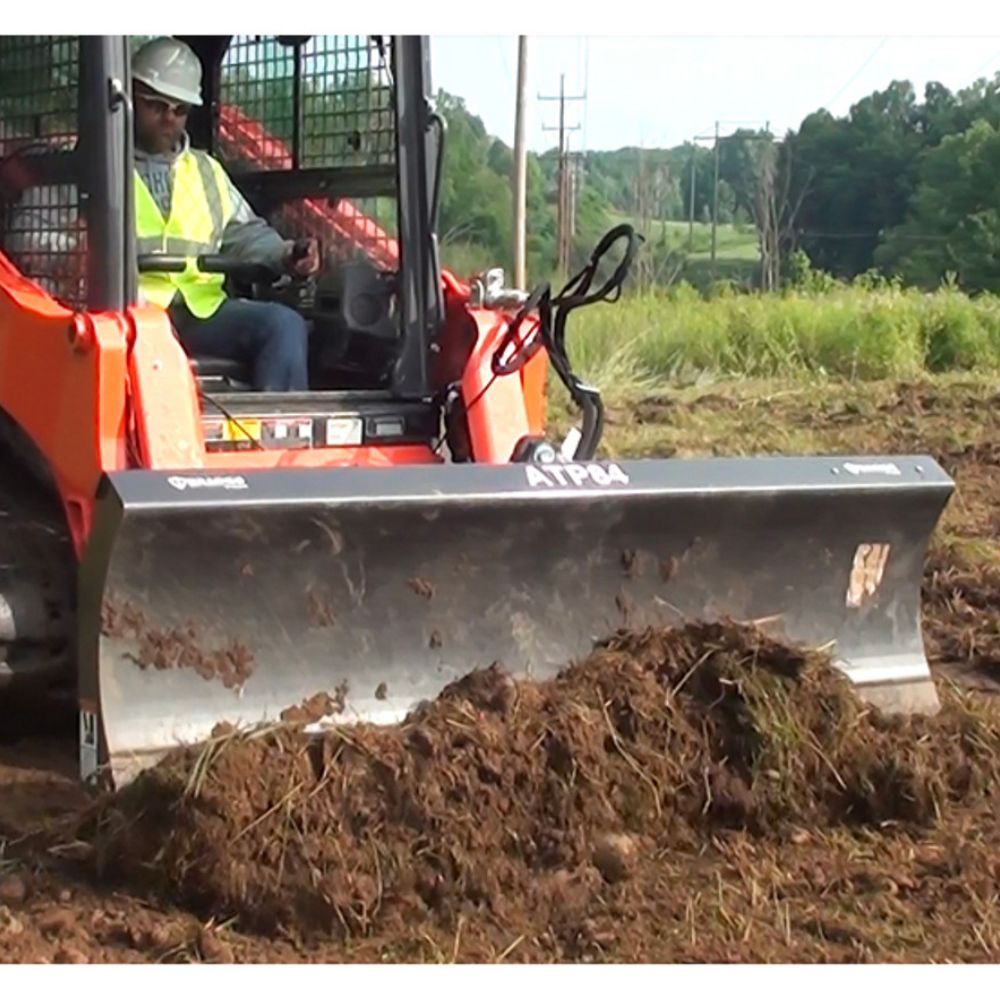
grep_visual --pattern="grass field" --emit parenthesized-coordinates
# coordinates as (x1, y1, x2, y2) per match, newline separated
(630, 218, 761, 260)
(439, 220, 762, 292)
(608, 215, 762, 289)
(562, 283, 1000, 394)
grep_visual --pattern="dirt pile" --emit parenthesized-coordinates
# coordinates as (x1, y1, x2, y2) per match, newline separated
(923, 547, 1000, 682)
(82, 621, 1000, 947)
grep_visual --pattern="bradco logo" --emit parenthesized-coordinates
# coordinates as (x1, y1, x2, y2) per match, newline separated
(525, 462, 631, 489)
(167, 475, 249, 491)
(842, 462, 901, 477)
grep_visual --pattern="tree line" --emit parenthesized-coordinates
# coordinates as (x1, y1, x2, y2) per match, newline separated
(436, 71, 1000, 294)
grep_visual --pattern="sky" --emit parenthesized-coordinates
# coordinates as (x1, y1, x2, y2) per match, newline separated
(430, 35, 1000, 154)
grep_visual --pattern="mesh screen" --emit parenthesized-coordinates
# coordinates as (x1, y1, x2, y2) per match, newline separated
(218, 35, 395, 172)
(0, 35, 78, 146)
(216, 36, 399, 271)
(0, 35, 85, 307)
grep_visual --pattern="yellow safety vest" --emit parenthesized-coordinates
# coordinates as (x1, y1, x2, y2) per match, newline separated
(134, 149, 234, 319)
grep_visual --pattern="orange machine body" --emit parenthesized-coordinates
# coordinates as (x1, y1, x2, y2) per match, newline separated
(0, 250, 548, 560)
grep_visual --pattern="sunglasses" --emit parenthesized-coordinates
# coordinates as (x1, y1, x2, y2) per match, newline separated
(136, 93, 192, 118)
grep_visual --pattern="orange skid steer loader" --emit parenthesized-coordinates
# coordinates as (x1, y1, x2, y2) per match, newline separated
(0, 35, 953, 787)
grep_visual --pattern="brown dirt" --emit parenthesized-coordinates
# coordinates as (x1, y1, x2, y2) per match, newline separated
(72, 624, 998, 953)
(279, 685, 349, 725)
(407, 577, 435, 600)
(923, 551, 1000, 687)
(102, 597, 255, 690)
(0, 737, 88, 840)
(5, 623, 1000, 963)
(5, 377, 1000, 964)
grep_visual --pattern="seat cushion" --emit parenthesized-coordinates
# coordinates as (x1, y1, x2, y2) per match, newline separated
(189, 356, 252, 382)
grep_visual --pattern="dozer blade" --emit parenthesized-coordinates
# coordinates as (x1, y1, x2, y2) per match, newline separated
(78, 455, 952, 787)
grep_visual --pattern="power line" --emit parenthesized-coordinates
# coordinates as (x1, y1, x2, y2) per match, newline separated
(494, 36, 515, 93)
(826, 37, 890, 109)
(971, 45, 1000, 79)
(582, 38, 590, 161)
(798, 231, 956, 241)
(513, 37, 528, 288)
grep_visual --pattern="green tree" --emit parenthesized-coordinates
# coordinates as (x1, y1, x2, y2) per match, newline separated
(785, 81, 923, 278)
(876, 120, 1000, 291)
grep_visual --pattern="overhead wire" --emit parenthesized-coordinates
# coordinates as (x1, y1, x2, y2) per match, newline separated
(826, 37, 890, 109)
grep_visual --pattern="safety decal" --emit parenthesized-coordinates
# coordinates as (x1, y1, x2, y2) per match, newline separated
(846, 542, 891, 608)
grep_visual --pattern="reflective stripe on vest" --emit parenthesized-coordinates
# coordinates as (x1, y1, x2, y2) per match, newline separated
(134, 149, 233, 319)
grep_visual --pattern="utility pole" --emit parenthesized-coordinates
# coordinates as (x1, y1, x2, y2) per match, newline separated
(691, 126, 720, 254)
(711, 120, 720, 273)
(635, 145, 650, 289)
(539, 73, 586, 274)
(556, 136, 579, 273)
(512, 36, 528, 288)
(692, 119, 771, 275)
(688, 142, 697, 250)
(567, 151, 579, 242)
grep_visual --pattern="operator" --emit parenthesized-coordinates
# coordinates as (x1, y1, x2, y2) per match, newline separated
(132, 36, 320, 391)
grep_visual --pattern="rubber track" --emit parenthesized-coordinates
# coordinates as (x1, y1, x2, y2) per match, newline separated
(0, 419, 76, 737)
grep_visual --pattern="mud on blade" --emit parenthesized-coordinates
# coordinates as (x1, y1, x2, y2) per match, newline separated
(77, 456, 953, 786)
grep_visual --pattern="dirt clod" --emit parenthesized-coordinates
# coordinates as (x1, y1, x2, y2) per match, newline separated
(280, 690, 345, 725)
(0, 874, 27, 906)
(147, 923, 178, 950)
(54, 945, 89, 964)
(37, 908, 77, 937)
(407, 578, 434, 599)
(592, 833, 637, 883)
(0, 905, 24, 937)
(198, 926, 234, 963)
(135, 629, 254, 691)
(100, 598, 146, 639)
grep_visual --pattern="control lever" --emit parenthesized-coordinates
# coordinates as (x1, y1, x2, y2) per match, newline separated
(290, 238, 313, 263)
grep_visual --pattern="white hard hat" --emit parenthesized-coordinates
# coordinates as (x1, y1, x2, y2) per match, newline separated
(132, 37, 203, 107)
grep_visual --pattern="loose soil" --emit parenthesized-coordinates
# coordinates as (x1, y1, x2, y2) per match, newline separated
(4, 376, 1000, 964)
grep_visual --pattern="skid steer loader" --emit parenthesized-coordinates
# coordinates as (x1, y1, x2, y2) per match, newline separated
(0, 35, 953, 788)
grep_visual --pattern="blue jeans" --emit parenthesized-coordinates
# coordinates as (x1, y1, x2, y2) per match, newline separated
(171, 299, 309, 391)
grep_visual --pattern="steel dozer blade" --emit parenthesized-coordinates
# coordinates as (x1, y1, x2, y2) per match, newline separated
(77, 455, 952, 787)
